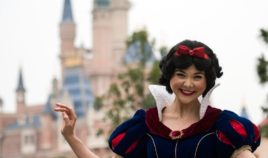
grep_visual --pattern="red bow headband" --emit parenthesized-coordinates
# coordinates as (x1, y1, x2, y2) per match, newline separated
(175, 45, 209, 60)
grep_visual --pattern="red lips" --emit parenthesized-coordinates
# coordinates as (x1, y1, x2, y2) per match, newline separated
(180, 89, 195, 96)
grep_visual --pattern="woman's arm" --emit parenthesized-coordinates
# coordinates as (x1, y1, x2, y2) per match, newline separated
(234, 150, 256, 158)
(231, 146, 256, 158)
(54, 103, 99, 158)
(64, 134, 99, 158)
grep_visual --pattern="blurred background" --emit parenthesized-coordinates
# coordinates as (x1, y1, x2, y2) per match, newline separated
(0, 0, 268, 157)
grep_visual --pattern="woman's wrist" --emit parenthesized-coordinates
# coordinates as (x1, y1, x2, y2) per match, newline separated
(63, 132, 76, 142)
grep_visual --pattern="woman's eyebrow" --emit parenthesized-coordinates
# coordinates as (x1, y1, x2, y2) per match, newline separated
(175, 69, 204, 74)
(194, 71, 205, 75)
(175, 69, 185, 73)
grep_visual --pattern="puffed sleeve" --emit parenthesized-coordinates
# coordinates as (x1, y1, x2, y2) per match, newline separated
(215, 110, 261, 158)
(108, 109, 148, 158)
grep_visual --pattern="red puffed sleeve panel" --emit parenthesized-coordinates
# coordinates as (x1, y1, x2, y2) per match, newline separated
(215, 110, 260, 157)
(108, 109, 148, 158)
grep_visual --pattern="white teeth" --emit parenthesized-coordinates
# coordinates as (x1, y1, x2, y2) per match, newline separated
(181, 89, 195, 95)
(182, 90, 193, 93)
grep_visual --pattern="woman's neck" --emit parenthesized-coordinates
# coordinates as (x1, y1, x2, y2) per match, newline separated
(166, 98, 200, 119)
(161, 99, 201, 131)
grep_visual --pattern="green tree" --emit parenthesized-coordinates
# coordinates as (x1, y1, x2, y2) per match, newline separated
(257, 29, 268, 84)
(101, 29, 163, 131)
(257, 28, 268, 137)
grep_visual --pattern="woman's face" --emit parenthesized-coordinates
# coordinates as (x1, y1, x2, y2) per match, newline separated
(169, 64, 207, 105)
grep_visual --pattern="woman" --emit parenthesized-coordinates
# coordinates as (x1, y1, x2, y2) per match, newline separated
(55, 39, 260, 158)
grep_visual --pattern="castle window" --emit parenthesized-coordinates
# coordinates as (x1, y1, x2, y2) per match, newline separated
(21, 129, 36, 154)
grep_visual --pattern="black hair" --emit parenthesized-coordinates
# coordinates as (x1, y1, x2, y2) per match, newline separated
(159, 39, 223, 96)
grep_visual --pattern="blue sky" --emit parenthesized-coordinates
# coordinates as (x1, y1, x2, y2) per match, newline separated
(0, 0, 268, 124)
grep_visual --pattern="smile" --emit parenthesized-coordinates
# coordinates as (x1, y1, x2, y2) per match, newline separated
(180, 89, 195, 96)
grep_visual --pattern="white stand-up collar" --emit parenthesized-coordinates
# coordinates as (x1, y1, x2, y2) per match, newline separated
(148, 84, 220, 121)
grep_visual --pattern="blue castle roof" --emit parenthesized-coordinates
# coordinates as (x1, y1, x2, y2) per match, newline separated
(95, 0, 110, 7)
(124, 41, 156, 65)
(6, 115, 41, 130)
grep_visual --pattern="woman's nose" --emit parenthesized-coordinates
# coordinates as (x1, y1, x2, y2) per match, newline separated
(183, 78, 194, 88)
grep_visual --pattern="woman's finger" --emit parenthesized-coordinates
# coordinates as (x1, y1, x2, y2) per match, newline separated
(55, 103, 70, 112)
(55, 103, 66, 111)
(62, 112, 71, 125)
(62, 111, 69, 119)
(55, 103, 76, 120)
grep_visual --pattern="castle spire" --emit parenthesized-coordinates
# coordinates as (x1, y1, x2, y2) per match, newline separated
(62, 0, 74, 22)
(240, 99, 249, 119)
(16, 67, 26, 116)
(16, 68, 25, 92)
(240, 105, 249, 119)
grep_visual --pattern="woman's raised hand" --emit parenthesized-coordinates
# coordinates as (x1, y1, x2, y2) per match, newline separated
(54, 103, 100, 158)
(54, 103, 77, 138)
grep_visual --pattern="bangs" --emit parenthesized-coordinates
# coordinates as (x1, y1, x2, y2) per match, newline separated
(172, 55, 192, 69)
(171, 55, 212, 71)
(193, 58, 211, 71)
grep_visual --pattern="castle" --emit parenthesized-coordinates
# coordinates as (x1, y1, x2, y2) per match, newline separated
(0, 0, 130, 157)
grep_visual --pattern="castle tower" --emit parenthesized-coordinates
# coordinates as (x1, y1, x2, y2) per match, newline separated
(110, 0, 130, 68)
(16, 68, 26, 118)
(59, 0, 94, 118)
(87, 0, 130, 96)
(59, 0, 77, 76)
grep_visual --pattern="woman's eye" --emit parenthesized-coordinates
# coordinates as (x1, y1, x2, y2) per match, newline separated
(176, 73, 185, 77)
(194, 76, 203, 79)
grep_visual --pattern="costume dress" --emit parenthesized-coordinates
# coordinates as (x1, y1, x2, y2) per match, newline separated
(108, 85, 260, 158)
